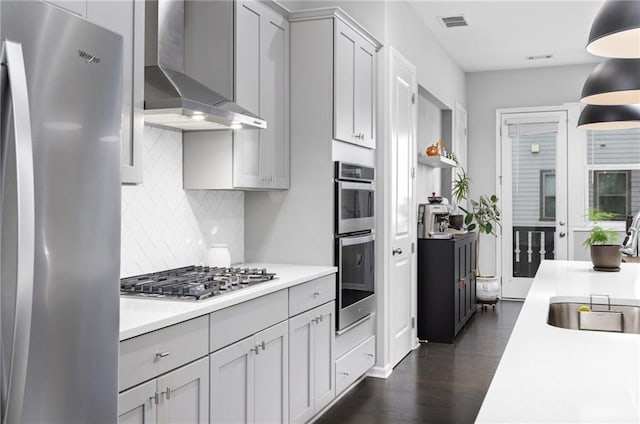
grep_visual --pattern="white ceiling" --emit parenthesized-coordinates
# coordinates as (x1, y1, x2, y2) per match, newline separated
(408, 1, 606, 72)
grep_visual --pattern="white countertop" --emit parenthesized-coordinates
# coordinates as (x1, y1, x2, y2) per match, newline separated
(476, 260, 640, 423)
(119, 263, 337, 341)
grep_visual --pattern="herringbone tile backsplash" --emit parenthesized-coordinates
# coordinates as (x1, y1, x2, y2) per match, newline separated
(121, 126, 243, 277)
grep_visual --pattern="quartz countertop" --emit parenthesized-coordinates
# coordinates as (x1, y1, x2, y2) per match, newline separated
(476, 260, 640, 423)
(119, 263, 337, 341)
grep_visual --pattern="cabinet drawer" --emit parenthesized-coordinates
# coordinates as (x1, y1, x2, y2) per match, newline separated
(289, 274, 336, 317)
(335, 336, 375, 394)
(335, 313, 374, 358)
(210, 289, 288, 352)
(119, 316, 208, 392)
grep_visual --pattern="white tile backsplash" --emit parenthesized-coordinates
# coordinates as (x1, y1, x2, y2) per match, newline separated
(121, 126, 243, 277)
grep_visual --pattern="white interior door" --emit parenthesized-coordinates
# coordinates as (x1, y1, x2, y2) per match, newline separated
(389, 47, 417, 368)
(500, 110, 568, 299)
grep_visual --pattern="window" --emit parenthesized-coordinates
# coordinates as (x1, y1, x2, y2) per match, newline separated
(586, 128, 640, 222)
(591, 170, 630, 220)
(539, 170, 555, 221)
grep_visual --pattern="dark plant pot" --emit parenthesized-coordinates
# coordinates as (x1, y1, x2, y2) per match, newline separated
(450, 214, 464, 230)
(590, 244, 622, 269)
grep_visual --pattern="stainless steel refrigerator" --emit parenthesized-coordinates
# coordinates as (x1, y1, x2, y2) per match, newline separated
(1, 1, 122, 422)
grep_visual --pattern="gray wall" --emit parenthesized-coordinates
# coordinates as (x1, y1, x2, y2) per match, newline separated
(466, 63, 596, 275)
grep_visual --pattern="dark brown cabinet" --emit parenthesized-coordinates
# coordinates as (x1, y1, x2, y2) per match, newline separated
(417, 233, 477, 343)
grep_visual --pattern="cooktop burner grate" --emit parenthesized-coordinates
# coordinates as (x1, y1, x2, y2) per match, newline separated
(120, 266, 277, 301)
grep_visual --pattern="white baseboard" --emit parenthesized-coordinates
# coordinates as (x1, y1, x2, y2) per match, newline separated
(367, 364, 392, 379)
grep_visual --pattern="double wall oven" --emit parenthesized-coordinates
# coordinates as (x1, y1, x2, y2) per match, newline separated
(335, 162, 375, 331)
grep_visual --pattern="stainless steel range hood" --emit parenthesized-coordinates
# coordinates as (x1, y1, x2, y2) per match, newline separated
(144, 0, 266, 131)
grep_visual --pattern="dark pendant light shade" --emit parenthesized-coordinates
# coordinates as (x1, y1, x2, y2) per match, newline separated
(586, 0, 640, 58)
(578, 104, 640, 130)
(581, 58, 640, 104)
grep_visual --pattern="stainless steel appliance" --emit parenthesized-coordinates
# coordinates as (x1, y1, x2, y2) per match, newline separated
(335, 162, 375, 235)
(418, 203, 452, 239)
(335, 161, 375, 331)
(121, 266, 277, 300)
(144, 0, 266, 131)
(336, 233, 375, 330)
(1, 2, 122, 422)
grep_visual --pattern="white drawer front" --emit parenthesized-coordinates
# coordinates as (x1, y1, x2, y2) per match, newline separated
(119, 316, 209, 392)
(335, 335, 375, 395)
(210, 289, 288, 352)
(335, 313, 375, 358)
(288, 274, 336, 317)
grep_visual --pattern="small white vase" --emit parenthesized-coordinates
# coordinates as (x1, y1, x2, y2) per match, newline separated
(205, 244, 231, 268)
(476, 276, 500, 301)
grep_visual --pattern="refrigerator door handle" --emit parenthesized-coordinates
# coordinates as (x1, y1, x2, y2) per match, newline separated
(0, 40, 36, 424)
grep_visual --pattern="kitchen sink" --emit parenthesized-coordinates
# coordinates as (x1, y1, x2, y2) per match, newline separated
(548, 301, 640, 334)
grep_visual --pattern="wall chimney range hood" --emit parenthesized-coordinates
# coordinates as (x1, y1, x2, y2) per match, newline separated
(144, 0, 266, 131)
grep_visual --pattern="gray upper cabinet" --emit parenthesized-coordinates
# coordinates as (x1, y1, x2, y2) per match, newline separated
(86, 0, 144, 184)
(334, 18, 377, 149)
(183, 0, 289, 190)
(234, 0, 289, 189)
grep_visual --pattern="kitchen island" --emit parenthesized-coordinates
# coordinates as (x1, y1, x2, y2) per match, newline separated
(476, 260, 640, 423)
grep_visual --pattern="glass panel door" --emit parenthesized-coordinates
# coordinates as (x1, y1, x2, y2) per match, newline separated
(500, 111, 568, 299)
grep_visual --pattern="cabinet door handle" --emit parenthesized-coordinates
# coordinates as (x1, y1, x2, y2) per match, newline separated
(250, 346, 260, 355)
(155, 351, 170, 360)
(313, 291, 321, 297)
(164, 387, 171, 400)
(339, 371, 350, 376)
(318, 315, 324, 322)
(392, 247, 403, 255)
(150, 392, 159, 406)
(260, 341, 266, 351)
(366, 353, 374, 358)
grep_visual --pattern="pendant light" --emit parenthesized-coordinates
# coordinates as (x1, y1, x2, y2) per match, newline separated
(580, 58, 640, 104)
(577, 104, 640, 130)
(586, 0, 640, 58)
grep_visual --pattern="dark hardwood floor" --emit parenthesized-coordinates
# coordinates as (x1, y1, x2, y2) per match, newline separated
(316, 300, 523, 424)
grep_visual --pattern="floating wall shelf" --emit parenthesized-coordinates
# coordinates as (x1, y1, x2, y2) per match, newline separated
(418, 155, 457, 168)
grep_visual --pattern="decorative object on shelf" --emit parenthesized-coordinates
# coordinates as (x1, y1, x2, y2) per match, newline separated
(459, 191, 501, 303)
(586, 0, 640, 58)
(445, 151, 459, 164)
(426, 143, 439, 156)
(579, 0, 640, 130)
(450, 167, 471, 230)
(583, 209, 622, 271)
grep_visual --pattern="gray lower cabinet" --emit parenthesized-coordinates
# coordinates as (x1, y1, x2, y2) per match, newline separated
(118, 357, 209, 424)
(289, 301, 335, 424)
(210, 320, 289, 424)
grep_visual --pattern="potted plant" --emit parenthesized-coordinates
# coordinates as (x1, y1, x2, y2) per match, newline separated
(450, 167, 470, 230)
(584, 209, 621, 270)
(459, 193, 502, 302)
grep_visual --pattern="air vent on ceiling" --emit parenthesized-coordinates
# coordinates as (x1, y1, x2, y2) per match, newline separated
(527, 54, 553, 61)
(439, 15, 469, 28)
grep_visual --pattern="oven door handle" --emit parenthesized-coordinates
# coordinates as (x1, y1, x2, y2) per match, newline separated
(338, 181, 375, 191)
(339, 233, 375, 247)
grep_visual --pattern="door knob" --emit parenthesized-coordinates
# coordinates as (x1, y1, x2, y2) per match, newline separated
(559, 231, 566, 238)
(559, 220, 566, 226)
(392, 247, 403, 255)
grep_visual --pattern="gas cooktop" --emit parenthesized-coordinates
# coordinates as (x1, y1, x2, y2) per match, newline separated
(120, 266, 277, 301)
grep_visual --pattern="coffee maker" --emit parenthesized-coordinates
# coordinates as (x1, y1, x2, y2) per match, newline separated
(418, 202, 452, 239)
